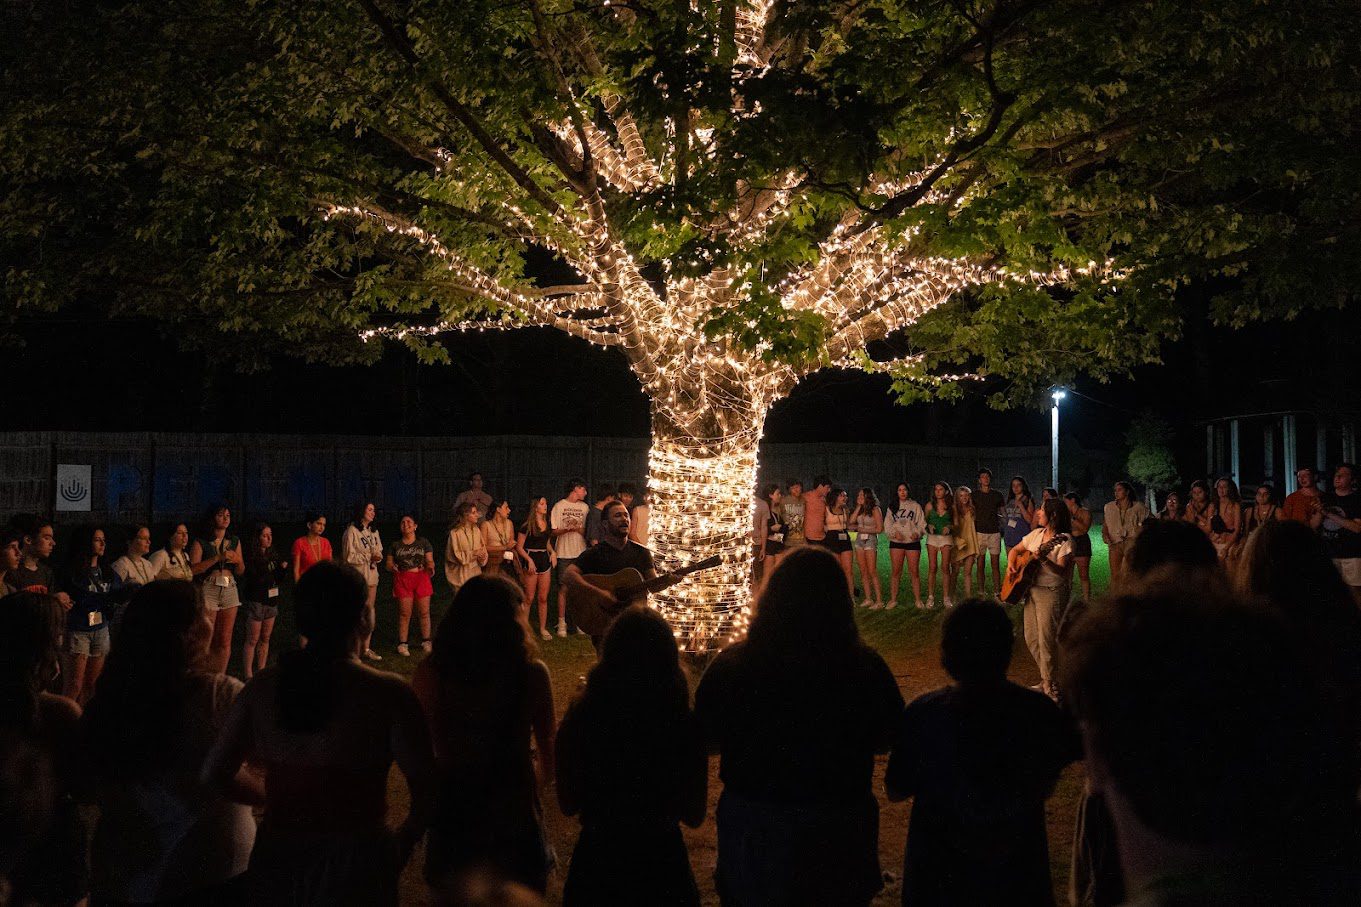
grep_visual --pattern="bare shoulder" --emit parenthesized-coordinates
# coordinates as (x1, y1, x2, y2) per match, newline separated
(38, 691, 81, 729)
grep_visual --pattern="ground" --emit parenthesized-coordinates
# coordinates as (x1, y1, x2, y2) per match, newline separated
(239, 531, 1112, 905)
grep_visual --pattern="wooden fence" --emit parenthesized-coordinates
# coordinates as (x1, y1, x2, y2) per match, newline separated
(1, 431, 1089, 528)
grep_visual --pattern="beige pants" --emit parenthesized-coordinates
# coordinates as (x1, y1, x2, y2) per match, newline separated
(1024, 580, 1070, 691)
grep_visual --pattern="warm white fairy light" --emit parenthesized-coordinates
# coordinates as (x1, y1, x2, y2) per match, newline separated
(319, 1, 1113, 651)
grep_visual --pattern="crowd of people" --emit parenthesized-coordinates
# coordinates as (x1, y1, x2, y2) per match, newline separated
(2, 462, 1360, 905)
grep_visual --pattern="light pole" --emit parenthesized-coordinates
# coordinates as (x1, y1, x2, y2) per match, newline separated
(1051, 389, 1067, 491)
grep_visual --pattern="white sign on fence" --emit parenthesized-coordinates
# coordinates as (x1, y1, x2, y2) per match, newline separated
(56, 464, 92, 512)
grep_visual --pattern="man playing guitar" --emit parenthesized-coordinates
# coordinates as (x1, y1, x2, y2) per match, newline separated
(562, 500, 657, 650)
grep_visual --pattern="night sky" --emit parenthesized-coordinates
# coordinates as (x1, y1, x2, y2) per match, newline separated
(8, 295, 1359, 475)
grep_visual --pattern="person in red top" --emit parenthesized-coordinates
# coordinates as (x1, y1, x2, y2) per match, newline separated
(1282, 467, 1325, 529)
(291, 512, 333, 583)
(803, 476, 832, 546)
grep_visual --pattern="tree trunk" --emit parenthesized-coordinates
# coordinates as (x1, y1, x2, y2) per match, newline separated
(645, 405, 763, 652)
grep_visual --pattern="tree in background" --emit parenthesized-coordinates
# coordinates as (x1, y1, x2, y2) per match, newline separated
(1125, 410, 1181, 511)
(3, 1, 1356, 647)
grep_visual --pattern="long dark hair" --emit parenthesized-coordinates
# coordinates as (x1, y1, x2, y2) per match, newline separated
(521, 497, 548, 535)
(351, 501, 375, 531)
(247, 520, 272, 556)
(1041, 498, 1072, 534)
(748, 547, 862, 667)
(574, 605, 689, 730)
(0, 593, 63, 733)
(200, 503, 230, 538)
(278, 562, 368, 733)
(431, 574, 535, 686)
(1007, 475, 1033, 503)
(930, 481, 954, 516)
(81, 580, 204, 779)
(63, 525, 104, 572)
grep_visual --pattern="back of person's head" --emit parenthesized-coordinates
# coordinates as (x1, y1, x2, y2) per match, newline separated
(1236, 519, 1353, 618)
(0, 734, 55, 884)
(432, 574, 533, 686)
(279, 562, 369, 733)
(7, 513, 44, 544)
(1125, 518, 1218, 580)
(1061, 579, 1347, 851)
(0, 593, 62, 733)
(584, 605, 688, 717)
(940, 598, 1014, 684)
(749, 547, 860, 664)
(82, 580, 205, 778)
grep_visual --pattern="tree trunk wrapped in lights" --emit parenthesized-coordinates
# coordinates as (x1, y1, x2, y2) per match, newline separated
(10, 1, 1354, 646)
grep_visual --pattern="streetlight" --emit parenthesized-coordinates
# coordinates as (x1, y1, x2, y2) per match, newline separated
(1050, 388, 1067, 491)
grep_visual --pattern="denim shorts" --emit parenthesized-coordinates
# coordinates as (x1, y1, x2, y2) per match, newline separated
(68, 626, 111, 657)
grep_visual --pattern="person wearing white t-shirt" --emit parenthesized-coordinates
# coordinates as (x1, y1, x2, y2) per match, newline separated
(1016, 498, 1074, 699)
(551, 479, 591, 637)
(111, 524, 157, 588)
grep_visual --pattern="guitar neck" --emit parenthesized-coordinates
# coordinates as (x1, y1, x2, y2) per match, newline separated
(615, 556, 721, 600)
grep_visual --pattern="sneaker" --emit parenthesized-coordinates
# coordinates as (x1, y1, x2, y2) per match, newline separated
(926, 597, 937, 609)
(539, 628, 552, 641)
(871, 601, 885, 610)
(420, 639, 433, 653)
(885, 601, 897, 610)
(557, 620, 568, 638)
(363, 648, 383, 661)
(943, 597, 954, 608)
(858, 598, 872, 608)
(396, 643, 410, 657)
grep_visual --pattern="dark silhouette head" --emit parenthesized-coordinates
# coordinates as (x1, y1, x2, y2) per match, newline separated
(82, 580, 206, 778)
(941, 599, 1014, 684)
(1125, 519, 1218, 580)
(279, 562, 369, 733)
(1061, 579, 1345, 851)
(584, 605, 688, 716)
(432, 574, 534, 685)
(749, 546, 860, 662)
(0, 592, 63, 733)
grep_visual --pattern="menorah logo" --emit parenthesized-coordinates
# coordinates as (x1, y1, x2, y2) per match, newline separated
(59, 477, 87, 503)
(55, 464, 92, 512)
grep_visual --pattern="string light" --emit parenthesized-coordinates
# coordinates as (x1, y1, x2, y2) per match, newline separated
(320, 1, 1119, 651)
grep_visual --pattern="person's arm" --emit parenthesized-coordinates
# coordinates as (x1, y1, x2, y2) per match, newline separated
(678, 713, 708, 828)
(189, 539, 218, 577)
(872, 506, 884, 534)
(342, 527, 363, 570)
(554, 706, 584, 817)
(884, 714, 916, 802)
(291, 539, 303, 583)
(561, 562, 616, 608)
(448, 530, 473, 567)
(201, 685, 267, 807)
(528, 661, 556, 791)
(423, 544, 436, 574)
(385, 553, 398, 574)
(388, 679, 436, 867)
(549, 503, 571, 538)
(1307, 496, 1325, 530)
(547, 537, 558, 567)
(515, 531, 535, 573)
(226, 540, 245, 576)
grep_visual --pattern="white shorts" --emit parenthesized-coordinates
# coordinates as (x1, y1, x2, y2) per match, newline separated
(976, 532, 1002, 555)
(201, 578, 241, 611)
(1334, 558, 1361, 587)
(925, 535, 954, 549)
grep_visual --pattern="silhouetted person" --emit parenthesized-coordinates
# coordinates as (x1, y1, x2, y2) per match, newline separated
(203, 561, 434, 907)
(0, 592, 88, 906)
(695, 546, 904, 906)
(556, 605, 706, 906)
(1070, 519, 1223, 907)
(886, 598, 1080, 905)
(82, 580, 256, 903)
(413, 575, 556, 894)
(1061, 578, 1360, 905)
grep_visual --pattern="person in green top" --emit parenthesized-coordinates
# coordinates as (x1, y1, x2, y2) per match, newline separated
(923, 482, 955, 608)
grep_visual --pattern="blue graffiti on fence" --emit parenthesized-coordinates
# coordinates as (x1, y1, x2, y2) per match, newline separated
(107, 464, 142, 512)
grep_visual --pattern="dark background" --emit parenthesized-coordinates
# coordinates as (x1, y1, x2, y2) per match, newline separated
(6, 295, 1359, 477)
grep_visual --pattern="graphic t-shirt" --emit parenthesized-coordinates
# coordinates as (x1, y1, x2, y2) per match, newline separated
(8, 562, 56, 594)
(551, 499, 590, 559)
(1321, 492, 1361, 560)
(781, 496, 806, 544)
(971, 489, 1005, 534)
(885, 501, 925, 543)
(65, 563, 125, 632)
(391, 537, 434, 571)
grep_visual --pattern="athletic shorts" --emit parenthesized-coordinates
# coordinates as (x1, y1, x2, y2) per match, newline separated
(888, 539, 921, 552)
(1334, 558, 1361, 587)
(824, 532, 853, 554)
(394, 570, 435, 599)
(68, 626, 111, 657)
(245, 600, 279, 622)
(524, 549, 552, 573)
(976, 532, 1002, 555)
(201, 578, 241, 611)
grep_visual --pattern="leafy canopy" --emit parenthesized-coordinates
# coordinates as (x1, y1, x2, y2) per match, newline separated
(2, 0, 1357, 406)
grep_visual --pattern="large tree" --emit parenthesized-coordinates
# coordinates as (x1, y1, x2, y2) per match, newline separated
(4, 0, 1357, 647)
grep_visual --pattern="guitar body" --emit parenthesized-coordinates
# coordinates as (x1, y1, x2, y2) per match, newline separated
(567, 568, 649, 637)
(1000, 548, 1039, 604)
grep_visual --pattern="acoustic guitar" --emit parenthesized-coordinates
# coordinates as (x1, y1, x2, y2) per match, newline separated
(1000, 533, 1071, 605)
(567, 555, 722, 637)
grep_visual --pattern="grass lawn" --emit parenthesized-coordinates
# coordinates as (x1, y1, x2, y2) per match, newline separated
(236, 530, 1112, 905)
